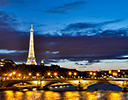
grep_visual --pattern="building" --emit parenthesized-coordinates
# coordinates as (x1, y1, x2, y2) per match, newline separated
(0, 58, 16, 67)
(26, 25, 37, 65)
(41, 57, 44, 66)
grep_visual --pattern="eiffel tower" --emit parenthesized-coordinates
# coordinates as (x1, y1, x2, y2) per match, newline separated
(26, 25, 37, 65)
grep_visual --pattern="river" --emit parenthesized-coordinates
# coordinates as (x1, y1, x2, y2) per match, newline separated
(0, 90, 128, 100)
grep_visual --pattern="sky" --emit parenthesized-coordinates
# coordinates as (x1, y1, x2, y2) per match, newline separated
(1, 0, 128, 71)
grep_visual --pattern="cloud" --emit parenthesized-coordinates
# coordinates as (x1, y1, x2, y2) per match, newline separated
(0, 0, 25, 7)
(97, 28, 128, 37)
(46, 1, 86, 14)
(75, 62, 84, 66)
(46, 51, 59, 54)
(0, 49, 27, 54)
(85, 60, 100, 65)
(56, 19, 127, 37)
(62, 19, 123, 31)
(0, 0, 38, 7)
(0, 11, 19, 30)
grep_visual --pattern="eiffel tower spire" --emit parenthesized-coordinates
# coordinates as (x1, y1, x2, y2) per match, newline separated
(26, 25, 37, 65)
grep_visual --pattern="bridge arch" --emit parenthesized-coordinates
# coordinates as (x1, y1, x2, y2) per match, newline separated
(2, 80, 34, 87)
(87, 82, 122, 91)
(42, 81, 78, 90)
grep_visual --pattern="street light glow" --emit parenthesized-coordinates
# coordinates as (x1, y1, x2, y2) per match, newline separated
(90, 72, 93, 75)
(54, 72, 57, 76)
(74, 72, 77, 76)
(13, 71, 16, 75)
(47, 72, 51, 76)
(29, 73, 32, 76)
(9, 73, 12, 76)
(36, 73, 40, 76)
(18, 74, 21, 77)
(68, 72, 72, 75)
(93, 72, 96, 76)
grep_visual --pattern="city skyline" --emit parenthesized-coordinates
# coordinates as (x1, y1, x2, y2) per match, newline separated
(0, 0, 128, 71)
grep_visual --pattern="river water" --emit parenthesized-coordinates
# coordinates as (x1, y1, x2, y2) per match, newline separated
(0, 90, 128, 100)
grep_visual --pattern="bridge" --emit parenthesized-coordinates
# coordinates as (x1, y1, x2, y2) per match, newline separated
(1, 78, 128, 91)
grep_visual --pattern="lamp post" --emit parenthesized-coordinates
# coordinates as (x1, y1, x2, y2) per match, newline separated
(9, 73, 12, 79)
(93, 72, 97, 79)
(93, 72, 96, 76)
(89, 72, 93, 78)
(47, 72, 51, 78)
(29, 73, 32, 76)
(74, 72, 77, 78)
(68, 72, 72, 78)
(13, 71, 16, 75)
(28, 73, 32, 79)
(18, 74, 21, 76)
(18, 74, 21, 79)
(54, 72, 57, 78)
(36, 73, 40, 79)
(12, 71, 16, 79)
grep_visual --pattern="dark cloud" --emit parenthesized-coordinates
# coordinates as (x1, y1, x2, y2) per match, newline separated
(85, 60, 100, 65)
(0, 0, 40, 8)
(97, 28, 128, 37)
(75, 62, 84, 66)
(0, 0, 26, 7)
(0, 11, 19, 30)
(56, 19, 128, 37)
(62, 19, 123, 31)
(46, 1, 86, 14)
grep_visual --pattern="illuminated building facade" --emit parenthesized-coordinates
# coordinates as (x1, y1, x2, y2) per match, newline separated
(41, 57, 44, 66)
(0, 58, 16, 67)
(26, 25, 37, 65)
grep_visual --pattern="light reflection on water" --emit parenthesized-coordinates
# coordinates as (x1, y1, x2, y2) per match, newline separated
(0, 90, 128, 100)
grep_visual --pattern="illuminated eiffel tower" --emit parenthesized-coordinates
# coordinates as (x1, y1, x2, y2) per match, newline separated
(26, 25, 37, 65)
